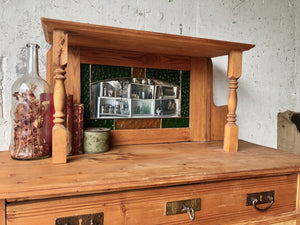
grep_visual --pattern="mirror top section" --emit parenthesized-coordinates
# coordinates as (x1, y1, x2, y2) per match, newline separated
(41, 17, 254, 58)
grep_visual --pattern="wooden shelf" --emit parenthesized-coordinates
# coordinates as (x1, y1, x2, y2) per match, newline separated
(41, 17, 254, 58)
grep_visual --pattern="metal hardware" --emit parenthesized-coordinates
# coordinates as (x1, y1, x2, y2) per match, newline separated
(252, 196, 274, 211)
(182, 204, 195, 221)
(246, 191, 274, 212)
(165, 198, 201, 217)
(55, 213, 103, 225)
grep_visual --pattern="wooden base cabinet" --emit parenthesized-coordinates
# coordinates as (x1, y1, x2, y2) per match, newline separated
(6, 175, 299, 225)
(2, 141, 300, 225)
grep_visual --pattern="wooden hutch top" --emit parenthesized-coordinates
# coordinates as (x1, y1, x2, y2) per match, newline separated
(40, 18, 256, 163)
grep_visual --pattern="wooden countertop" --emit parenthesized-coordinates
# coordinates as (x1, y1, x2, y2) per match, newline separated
(1, 140, 300, 202)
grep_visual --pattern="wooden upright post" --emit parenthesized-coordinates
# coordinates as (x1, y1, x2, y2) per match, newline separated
(224, 51, 242, 152)
(52, 30, 69, 163)
(190, 57, 211, 141)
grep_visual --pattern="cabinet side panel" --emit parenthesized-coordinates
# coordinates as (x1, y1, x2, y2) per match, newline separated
(209, 58, 228, 141)
(65, 47, 81, 104)
(211, 105, 227, 140)
(190, 57, 211, 141)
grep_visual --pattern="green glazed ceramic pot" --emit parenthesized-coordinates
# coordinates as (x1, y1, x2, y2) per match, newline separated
(83, 128, 110, 154)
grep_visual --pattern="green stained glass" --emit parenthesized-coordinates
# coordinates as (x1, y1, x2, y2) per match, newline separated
(91, 64, 131, 83)
(85, 119, 114, 130)
(181, 70, 190, 117)
(162, 118, 189, 128)
(81, 64, 90, 119)
(146, 68, 181, 86)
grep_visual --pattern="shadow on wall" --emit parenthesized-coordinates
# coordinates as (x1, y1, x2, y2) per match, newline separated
(291, 113, 300, 132)
(278, 111, 300, 155)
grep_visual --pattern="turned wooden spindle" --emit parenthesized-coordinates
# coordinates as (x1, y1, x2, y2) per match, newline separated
(53, 66, 66, 124)
(224, 51, 243, 152)
(227, 78, 238, 125)
(52, 30, 69, 163)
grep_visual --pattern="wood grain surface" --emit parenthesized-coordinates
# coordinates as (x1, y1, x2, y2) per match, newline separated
(0, 200, 5, 225)
(65, 47, 81, 104)
(6, 175, 297, 225)
(41, 18, 254, 58)
(1, 140, 300, 202)
(211, 104, 228, 140)
(114, 119, 161, 130)
(235, 215, 298, 225)
(110, 128, 190, 145)
(190, 57, 211, 141)
(80, 47, 191, 71)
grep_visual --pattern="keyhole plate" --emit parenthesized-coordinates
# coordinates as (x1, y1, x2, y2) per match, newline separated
(246, 191, 274, 206)
(165, 198, 201, 216)
(55, 212, 103, 225)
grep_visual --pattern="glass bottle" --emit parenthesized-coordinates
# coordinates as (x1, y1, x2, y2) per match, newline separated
(10, 43, 51, 160)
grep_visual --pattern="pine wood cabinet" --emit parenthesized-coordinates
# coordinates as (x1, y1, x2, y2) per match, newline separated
(1, 18, 300, 225)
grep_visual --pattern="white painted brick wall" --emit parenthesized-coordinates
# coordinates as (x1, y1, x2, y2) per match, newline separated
(0, 0, 298, 150)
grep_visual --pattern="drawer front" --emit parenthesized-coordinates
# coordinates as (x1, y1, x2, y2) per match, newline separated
(7, 175, 297, 225)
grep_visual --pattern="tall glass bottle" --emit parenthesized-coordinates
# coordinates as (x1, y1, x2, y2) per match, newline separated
(11, 44, 51, 160)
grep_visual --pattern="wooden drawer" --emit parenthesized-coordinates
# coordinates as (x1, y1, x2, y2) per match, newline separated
(6, 174, 297, 225)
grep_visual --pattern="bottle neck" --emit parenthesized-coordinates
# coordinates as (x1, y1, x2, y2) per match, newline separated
(25, 44, 39, 77)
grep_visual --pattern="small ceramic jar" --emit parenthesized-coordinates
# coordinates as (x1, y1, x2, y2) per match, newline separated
(83, 128, 110, 154)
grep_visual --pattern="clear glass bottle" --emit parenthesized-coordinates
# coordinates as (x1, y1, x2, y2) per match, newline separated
(11, 44, 51, 160)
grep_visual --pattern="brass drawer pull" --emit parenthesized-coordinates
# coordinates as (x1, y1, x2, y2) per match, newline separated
(165, 198, 200, 221)
(55, 212, 103, 225)
(182, 204, 195, 221)
(252, 196, 274, 212)
(246, 190, 274, 212)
